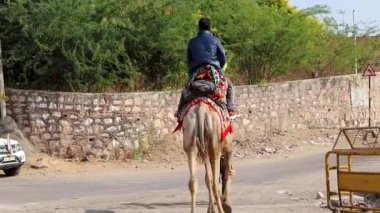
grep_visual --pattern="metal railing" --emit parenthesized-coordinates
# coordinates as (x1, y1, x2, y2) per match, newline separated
(326, 127, 380, 212)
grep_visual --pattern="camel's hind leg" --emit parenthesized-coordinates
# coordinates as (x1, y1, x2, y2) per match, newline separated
(186, 150, 198, 213)
(221, 150, 233, 204)
(211, 154, 224, 213)
(204, 156, 215, 213)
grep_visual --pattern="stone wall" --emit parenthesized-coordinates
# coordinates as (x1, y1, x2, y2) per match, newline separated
(5, 74, 380, 159)
(5, 91, 180, 159)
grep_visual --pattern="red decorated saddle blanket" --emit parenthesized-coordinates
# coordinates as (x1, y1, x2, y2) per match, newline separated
(173, 97, 233, 142)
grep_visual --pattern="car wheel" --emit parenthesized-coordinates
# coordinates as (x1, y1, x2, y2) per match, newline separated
(3, 167, 21, 176)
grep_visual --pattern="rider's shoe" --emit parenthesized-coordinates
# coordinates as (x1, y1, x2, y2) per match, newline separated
(228, 109, 240, 120)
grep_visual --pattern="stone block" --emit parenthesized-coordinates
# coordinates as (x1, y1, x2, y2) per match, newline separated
(75, 105, 82, 111)
(23, 127, 31, 133)
(83, 99, 92, 105)
(82, 144, 92, 154)
(35, 96, 43, 102)
(66, 144, 83, 159)
(34, 118, 46, 127)
(124, 99, 133, 106)
(112, 100, 123, 105)
(100, 133, 110, 138)
(92, 124, 104, 134)
(125, 149, 135, 159)
(106, 126, 118, 132)
(94, 139, 104, 149)
(94, 106, 103, 111)
(242, 119, 251, 126)
(64, 104, 74, 110)
(48, 140, 60, 149)
(115, 148, 125, 160)
(100, 150, 110, 160)
(153, 119, 163, 128)
(42, 112, 50, 120)
(134, 97, 142, 105)
(52, 111, 61, 117)
(81, 118, 93, 126)
(132, 106, 141, 113)
(37, 102, 48, 109)
(83, 106, 92, 111)
(115, 116, 122, 123)
(19, 95, 26, 102)
(90, 148, 102, 158)
(110, 105, 122, 111)
(48, 103, 58, 109)
(42, 133, 51, 140)
(104, 118, 113, 125)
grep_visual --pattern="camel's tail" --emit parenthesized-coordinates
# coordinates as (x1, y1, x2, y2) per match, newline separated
(196, 105, 207, 163)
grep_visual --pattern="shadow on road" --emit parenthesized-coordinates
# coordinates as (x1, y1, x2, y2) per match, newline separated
(0, 174, 9, 178)
(84, 210, 114, 213)
(122, 201, 208, 209)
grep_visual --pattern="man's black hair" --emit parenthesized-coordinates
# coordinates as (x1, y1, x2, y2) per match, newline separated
(198, 18, 211, 31)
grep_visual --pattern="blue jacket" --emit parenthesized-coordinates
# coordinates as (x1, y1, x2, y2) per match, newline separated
(187, 30, 226, 75)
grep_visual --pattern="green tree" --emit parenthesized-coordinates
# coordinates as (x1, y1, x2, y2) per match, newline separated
(0, 0, 379, 91)
(220, 2, 317, 83)
(298, 5, 380, 77)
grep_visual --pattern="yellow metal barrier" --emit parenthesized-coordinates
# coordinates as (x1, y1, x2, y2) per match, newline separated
(326, 127, 380, 213)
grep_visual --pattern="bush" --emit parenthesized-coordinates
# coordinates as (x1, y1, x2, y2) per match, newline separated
(0, 0, 378, 91)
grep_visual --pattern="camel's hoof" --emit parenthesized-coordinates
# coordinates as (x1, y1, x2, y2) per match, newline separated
(207, 206, 215, 213)
(222, 203, 232, 213)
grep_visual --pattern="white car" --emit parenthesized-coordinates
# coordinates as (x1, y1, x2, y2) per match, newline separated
(0, 137, 26, 176)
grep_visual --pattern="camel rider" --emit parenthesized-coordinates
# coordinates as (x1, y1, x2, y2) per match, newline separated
(176, 17, 240, 119)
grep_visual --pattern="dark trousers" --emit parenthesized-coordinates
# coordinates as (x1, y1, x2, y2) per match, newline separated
(177, 77, 235, 112)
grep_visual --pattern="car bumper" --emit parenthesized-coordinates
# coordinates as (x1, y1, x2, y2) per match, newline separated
(0, 155, 25, 170)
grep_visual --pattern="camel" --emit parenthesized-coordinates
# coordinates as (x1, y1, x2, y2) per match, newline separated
(182, 99, 233, 213)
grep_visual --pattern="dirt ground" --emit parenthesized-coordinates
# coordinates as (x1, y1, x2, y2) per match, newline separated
(8, 129, 339, 213)
(23, 129, 338, 176)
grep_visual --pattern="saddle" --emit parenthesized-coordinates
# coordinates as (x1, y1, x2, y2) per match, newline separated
(184, 65, 228, 110)
(173, 65, 233, 141)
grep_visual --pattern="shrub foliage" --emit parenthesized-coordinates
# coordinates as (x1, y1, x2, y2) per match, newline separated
(0, 0, 378, 91)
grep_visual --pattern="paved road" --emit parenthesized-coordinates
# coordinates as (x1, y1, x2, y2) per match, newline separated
(0, 149, 331, 213)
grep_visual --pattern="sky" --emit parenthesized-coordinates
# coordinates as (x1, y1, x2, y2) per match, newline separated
(289, 0, 380, 27)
